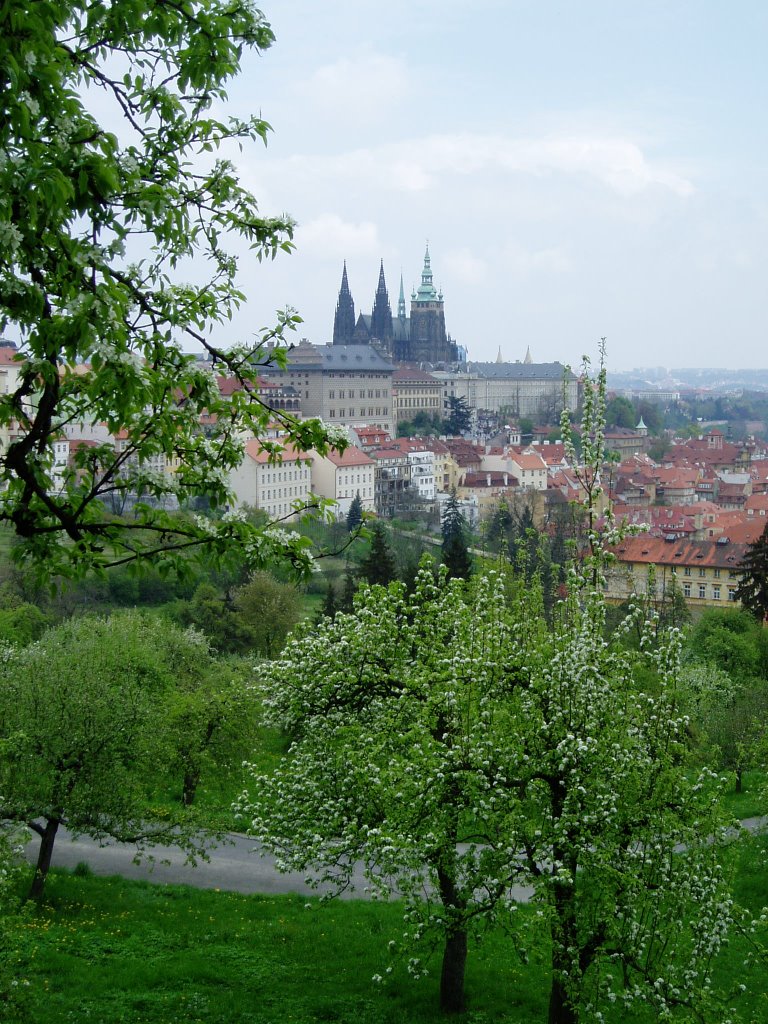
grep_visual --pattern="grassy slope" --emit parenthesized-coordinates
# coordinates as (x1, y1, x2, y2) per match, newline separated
(13, 834, 768, 1024)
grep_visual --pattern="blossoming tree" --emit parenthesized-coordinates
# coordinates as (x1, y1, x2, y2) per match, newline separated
(0, 1, 343, 580)
(240, 354, 735, 1021)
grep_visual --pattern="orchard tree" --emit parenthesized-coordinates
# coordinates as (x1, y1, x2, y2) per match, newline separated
(241, 347, 737, 1022)
(240, 566, 533, 1014)
(0, 1, 343, 582)
(0, 612, 217, 898)
(233, 571, 302, 657)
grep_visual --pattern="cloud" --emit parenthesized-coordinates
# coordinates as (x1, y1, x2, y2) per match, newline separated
(443, 248, 488, 285)
(295, 54, 410, 121)
(261, 132, 695, 199)
(295, 214, 382, 260)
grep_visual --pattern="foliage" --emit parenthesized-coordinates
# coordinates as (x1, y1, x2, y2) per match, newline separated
(233, 571, 302, 658)
(736, 522, 768, 622)
(346, 492, 364, 533)
(0, 0, 344, 581)
(0, 612, 217, 898)
(0, 602, 48, 645)
(241, 560, 734, 1021)
(358, 522, 397, 588)
(445, 395, 472, 435)
(164, 655, 259, 807)
(689, 607, 767, 680)
(440, 491, 472, 580)
(605, 394, 635, 429)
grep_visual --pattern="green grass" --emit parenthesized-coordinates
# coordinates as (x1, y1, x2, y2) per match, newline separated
(18, 873, 546, 1024)
(720, 770, 768, 821)
(11, 836, 768, 1024)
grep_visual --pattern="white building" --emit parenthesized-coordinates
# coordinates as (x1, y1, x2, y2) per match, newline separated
(309, 445, 376, 519)
(408, 450, 436, 501)
(229, 440, 313, 521)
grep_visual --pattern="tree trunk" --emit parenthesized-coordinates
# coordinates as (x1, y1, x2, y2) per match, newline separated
(29, 817, 60, 901)
(548, 970, 578, 1024)
(436, 858, 468, 1014)
(182, 769, 200, 806)
(439, 926, 468, 1014)
(735, 768, 743, 794)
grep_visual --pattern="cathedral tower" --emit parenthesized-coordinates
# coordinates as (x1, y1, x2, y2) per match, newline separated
(332, 261, 356, 345)
(369, 260, 393, 354)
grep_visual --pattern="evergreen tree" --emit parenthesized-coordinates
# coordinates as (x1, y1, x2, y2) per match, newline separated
(319, 581, 337, 621)
(441, 491, 472, 580)
(736, 522, 768, 621)
(446, 394, 472, 435)
(339, 565, 358, 613)
(346, 492, 363, 532)
(359, 522, 397, 587)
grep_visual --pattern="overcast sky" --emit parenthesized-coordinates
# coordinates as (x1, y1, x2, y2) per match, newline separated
(217, 0, 768, 371)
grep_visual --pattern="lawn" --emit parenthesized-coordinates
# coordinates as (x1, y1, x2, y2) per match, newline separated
(9, 834, 768, 1024)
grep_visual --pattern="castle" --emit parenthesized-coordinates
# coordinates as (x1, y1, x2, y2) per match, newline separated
(332, 246, 460, 366)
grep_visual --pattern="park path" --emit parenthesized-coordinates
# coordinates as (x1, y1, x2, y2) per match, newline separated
(25, 818, 766, 901)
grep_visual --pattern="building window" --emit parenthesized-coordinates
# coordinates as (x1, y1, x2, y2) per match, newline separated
(328, 390, 335, 399)
(683, 583, 691, 598)
(728, 588, 737, 601)
(683, 567, 691, 577)
(713, 568, 721, 578)
(698, 584, 706, 599)
(698, 567, 706, 577)
(713, 585, 721, 600)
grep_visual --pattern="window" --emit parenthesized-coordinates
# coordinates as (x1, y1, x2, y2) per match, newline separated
(683, 567, 691, 577)
(683, 583, 691, 598)
(698, 584, 706, 599)
(728, 587, 737, 601)
(699, 567, 706, 577)
(328, 390, 335, 399)
(339, 389, 345, 399)
(713, 585, 721, 600)
(713, 568, 721, 578)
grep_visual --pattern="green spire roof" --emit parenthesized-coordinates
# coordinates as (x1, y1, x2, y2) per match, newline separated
(415, 244, 438, 302)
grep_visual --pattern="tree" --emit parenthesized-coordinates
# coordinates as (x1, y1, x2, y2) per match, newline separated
(736, 522, 768, 622)
(358, 521, 397, 587)
(605, 394, 635, 428)
(165, 654, 258, 807)
(233, 571, 302, 658)
(241, 560, 733, 1021)
(441, 491, 472, 580)
(346, 492, 363, 533)
(241, 567, 534, 1014)
(445, 394, 471, 435)
(0, 612, 213, 898)
(0, 1, 343, 581)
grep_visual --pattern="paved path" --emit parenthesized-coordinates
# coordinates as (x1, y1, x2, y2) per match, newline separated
(25, 817, 766, 901)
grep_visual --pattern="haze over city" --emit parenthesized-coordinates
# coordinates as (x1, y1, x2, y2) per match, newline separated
(215, 0, 768, 371)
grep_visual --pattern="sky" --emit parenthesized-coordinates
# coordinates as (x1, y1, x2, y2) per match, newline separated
(215, 0, 768, 371)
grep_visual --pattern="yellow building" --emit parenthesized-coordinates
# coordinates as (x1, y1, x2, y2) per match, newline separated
(605, 535, 748, 609)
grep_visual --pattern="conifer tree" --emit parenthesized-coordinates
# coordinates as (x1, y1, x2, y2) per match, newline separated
(359, 521, 397, 587)
(441, 491, 472, 579)
(346, 492, 364, 532)
(736, 522, 768, 621)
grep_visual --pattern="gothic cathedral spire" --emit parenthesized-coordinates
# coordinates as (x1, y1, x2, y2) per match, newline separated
(332, 261, 356, 345)
(369, 260, 393, 351)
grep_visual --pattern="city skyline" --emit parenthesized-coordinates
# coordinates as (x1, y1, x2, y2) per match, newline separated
(208, 1, 768, 371)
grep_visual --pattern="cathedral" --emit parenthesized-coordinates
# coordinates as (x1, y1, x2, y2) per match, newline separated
(332, 246, 459, 367)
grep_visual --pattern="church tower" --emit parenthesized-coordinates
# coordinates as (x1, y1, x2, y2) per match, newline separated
(332, 262, 356, 345)
(408, 245, 452, 364)
(369, 260, 393, 355)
